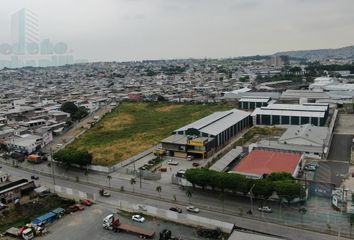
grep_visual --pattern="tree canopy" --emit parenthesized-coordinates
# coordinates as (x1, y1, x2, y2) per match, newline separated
(61, 102, 89, 121)
(53, 148, 92, 167)
(185, 169, 304, 202)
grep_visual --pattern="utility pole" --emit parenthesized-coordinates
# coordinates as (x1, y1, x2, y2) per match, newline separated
(139, 170, 142, 189)
(50, 147, 56, 188)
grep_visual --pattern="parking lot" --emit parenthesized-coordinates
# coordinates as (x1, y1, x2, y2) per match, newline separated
(43, 204, 206, 240)
(158, 156, 203, 185)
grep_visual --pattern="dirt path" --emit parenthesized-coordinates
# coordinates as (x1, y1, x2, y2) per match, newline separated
(44, 105, 113, 153)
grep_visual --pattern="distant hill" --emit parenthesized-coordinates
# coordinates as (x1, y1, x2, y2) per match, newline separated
(275, 45, 354, 60)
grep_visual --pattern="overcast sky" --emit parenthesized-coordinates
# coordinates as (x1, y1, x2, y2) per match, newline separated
(1, 0, 354, 62)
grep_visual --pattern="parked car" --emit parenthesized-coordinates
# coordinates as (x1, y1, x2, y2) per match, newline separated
(167, 160, 179, 166)
(258, 206, 272, 213)
(304, 164, 316, 171)
(31, 176, 39, 180)
(69, 204, 85, 212)
(160, 167, 167, 172)
(169, 207, 182, 213)
(309, 162, 319, 168)
(186, 156, 193, 161)
(99, 189, 111, 197)
(132, 214, 145, 223)
(192, 162, 200, 167)
(80, 199, 93, 206)
(186, 205, 200, 213)
(0, 203, 7, 210)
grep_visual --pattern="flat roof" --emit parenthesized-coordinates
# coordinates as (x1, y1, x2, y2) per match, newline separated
(232, 149, 302, 177)
(0, 179, 30, 195)
(256, 141, 323, 153)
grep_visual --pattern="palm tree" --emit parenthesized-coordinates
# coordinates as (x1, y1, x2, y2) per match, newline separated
(186, 189, 192, 203)
(107, 175, 112, 189)
(156, 185, 162, 199)
(130, 178, 136, 192)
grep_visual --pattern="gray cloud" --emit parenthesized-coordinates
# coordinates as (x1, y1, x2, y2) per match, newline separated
(0, 0, 353, 61)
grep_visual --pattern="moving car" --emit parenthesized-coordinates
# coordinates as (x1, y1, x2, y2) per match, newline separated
(131, 214, 145, 223)
(167, 160, 179, 165)
(80, 199, 93, 206)
(258, 206, 272, 213)
(192, 162, 200, 167)
(169, 207, 182, 213)
(31, 176, 39, 180)
(186, 205, 200, 213)
(99, 189, 111, 197)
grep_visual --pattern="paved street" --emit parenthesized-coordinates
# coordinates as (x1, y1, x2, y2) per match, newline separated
(334, 114, 354, 135)
(328, 134, 353, 162)
(1, 162, 353, 240)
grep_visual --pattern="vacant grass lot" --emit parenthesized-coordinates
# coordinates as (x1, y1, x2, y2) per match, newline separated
(69, 102, 233, 166)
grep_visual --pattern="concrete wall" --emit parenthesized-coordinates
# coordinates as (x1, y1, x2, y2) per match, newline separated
(117, 201, 234, 234)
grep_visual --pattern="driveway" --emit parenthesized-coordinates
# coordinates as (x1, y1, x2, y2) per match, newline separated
(327, 134, 353, 162)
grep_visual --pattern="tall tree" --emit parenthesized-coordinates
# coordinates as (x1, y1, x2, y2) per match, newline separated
(130, 178, 136, 192)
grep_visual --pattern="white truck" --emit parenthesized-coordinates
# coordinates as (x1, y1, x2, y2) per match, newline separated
(6, 227, 34, 240)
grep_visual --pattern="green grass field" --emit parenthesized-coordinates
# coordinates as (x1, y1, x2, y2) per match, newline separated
(69, 102, 233, 166)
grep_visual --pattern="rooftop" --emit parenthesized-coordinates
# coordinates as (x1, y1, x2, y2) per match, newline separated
(279, 124, 328, 146)
(232, 149, 302, 177)
(174, 109, 250, 136)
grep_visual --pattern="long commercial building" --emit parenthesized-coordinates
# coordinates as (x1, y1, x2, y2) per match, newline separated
(161, 109, 252, 159)
(251, 103, 329, 126)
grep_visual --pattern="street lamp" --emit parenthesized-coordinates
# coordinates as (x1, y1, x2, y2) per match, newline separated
(248, 183, 256, 214)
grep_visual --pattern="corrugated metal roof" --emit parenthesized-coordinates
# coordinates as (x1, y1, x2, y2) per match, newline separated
(175, 109, 250, 136)
(210, 147, 243, 172)
(279, 124, 328, 146)
(239, 98, 270, 103)
(262, 104, 328, 112)
(251, 108, 325, 118)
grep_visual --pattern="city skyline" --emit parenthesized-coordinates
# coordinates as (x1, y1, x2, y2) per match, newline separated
(0, 0, 354, 62)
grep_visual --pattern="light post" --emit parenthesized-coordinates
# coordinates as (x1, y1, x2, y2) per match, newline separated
(248, 184, 256, 214)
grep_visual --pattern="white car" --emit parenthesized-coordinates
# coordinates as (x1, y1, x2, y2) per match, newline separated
(258, 206, 272, 213)
(132, 215, 145, 223)
(167, 160, 179, 165)
(186, 205, 200, 213)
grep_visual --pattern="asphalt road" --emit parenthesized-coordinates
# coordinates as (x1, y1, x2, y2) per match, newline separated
(1, 163, 352, 240)
(327, 134, 353, 162)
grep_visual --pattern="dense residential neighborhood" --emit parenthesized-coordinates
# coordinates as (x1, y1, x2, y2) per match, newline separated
(1, 0, 354, 239)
